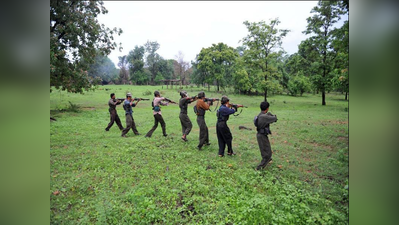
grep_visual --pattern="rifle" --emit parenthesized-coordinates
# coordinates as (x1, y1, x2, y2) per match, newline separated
(188, 96, 199, 101)
(204, 98, 220, 111)
(227, 103, 247, 116)
(117, 97, 149, 102)
(133, 97, 149, 101)
(164, 97, 177, 104)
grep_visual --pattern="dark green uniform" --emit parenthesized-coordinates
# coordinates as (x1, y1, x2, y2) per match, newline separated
(179, 97, 194, 137)
(105, 98, 124, 131)
(255, 111, 277, 170)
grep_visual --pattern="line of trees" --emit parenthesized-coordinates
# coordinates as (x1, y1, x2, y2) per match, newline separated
(190, 1, 348, 104)
(90, 41, 192, 86)
(50, 0, 348, 105)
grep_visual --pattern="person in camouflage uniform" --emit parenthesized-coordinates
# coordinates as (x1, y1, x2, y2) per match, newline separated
(121, 93, 141, 137)
(105, 93, 124, 131)
(179, 91, 197, 142)
(254, 101, 278, 170)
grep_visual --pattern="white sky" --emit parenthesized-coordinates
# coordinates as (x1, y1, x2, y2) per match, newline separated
(97, 1, 347, 67)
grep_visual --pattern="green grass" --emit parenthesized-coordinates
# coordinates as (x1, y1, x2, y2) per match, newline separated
(50, 85, 348, 224)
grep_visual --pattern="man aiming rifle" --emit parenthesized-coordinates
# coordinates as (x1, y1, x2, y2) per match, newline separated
(105, 93, 124, 131)
(121, 93, 141, 137)
(179, 91, 198, 142)
(216, 96, 244, 157)
(194, 91, 216, 150)
(145, 91, 176, 138)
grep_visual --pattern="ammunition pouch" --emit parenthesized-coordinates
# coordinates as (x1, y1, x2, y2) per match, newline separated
(153, 106, 160, 112)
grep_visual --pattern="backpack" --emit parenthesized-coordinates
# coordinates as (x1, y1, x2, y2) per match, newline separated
(253, 116, 259, 128)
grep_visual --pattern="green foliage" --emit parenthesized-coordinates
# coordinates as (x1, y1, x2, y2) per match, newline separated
(51, 85, 348, 224)
(127, 45, 149, 85)
(241, 18, 289, 101)
(50, 0, 122, 93)
(195, 43, 238, 92)
(154, 72, 165, 85)
(302, 0, 347, 105)
(287, 75, 312, 96)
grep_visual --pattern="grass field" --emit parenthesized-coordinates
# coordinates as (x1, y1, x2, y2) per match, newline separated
(50, 85, 348, 224)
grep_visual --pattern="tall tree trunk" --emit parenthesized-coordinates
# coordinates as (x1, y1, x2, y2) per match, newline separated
(217, 80, 219, 92)
(322, 90, 326, 105)
(345, 92, 348, 100)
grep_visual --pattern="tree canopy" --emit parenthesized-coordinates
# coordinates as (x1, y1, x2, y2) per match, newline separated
(50, 0, 122, 93)
(241, 18, 290, 102)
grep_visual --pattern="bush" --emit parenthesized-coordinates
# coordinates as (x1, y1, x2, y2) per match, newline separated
(142, 90, 152, 96)
(287, 75, 311, 96)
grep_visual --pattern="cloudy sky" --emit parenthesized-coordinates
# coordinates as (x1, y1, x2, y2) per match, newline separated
(97, 1, 347, 66)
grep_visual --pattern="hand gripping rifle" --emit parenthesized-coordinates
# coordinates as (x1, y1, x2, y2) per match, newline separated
(227, 103, 247, 116)
(205, 98, 220, 112)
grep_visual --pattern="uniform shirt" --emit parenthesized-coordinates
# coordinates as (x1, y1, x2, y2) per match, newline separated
(108, 98, 121, 110)
(179, 97, 194, 114)
(256, 111, 278, 129)
(196, 99, 210, 116)
(153, 97, 169, 115)
(217, 104, 236, 122)
(124, 99, 136, 115)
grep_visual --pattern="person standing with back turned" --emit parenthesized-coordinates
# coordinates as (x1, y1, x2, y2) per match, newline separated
(254, 101, 278, 170)
(195, 91, 215, 150)
(179, 91, 197, 142)
(216, 96, 243, 157)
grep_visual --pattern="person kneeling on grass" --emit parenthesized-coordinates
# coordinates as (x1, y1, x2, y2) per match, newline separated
(216, 96, 243, 157)
(254, 101, 278, 170)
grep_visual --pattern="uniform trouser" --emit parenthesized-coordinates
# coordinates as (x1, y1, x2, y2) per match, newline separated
(179, 113, 192, 136)
(196, 116, 209, 147)
(216, 121, 233, 156)
(145, 114, 166, 137)
(105, 109, 123, 130)
(256, 133, 272, 169)
(121, 114, 139, 136)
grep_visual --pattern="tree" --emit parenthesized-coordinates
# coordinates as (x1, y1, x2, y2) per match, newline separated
(303, 0, 345, 105)
(175, 51, 190, 86)
(127, 45, 148, 85)
(287, 74, 311, 96)
(241, 18, 290, 102)
(195, 43, 238, 92)
(50, 0, 122, 93)
(117, 55, 129, 84)
(144, 40, 162, 85)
